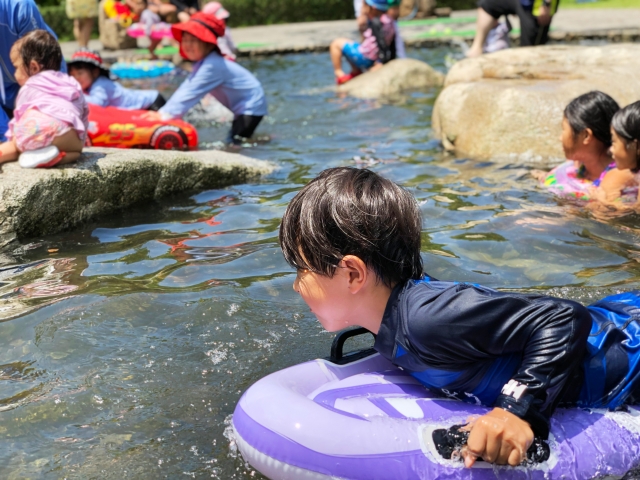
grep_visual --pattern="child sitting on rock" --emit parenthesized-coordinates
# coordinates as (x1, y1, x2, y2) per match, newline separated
(68, 49, 166, 111)
(144, 12, 267, 145)
(590, 101, 640, 209)
(280, 166, 640, 468)
(331, 0, 396, 85)
(355, 0, 405, 59)
(0, 30, 88, 169)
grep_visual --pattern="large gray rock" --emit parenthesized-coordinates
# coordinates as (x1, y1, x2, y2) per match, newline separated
(337, 58, 444, 99)
(432, 44, 640, 160)
(0, 148, 274, 250)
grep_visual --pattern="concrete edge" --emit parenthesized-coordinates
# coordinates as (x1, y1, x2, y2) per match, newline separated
(229, 28, 640, 57)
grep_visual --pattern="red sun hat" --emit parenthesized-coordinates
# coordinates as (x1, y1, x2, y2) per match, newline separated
(67, 48, 111, 77)
(171, 12, 226, 46)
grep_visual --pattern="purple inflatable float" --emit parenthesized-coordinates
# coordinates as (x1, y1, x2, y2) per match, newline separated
(233, 350, 640, 479)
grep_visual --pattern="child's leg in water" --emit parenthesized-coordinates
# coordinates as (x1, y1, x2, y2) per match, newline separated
(330, 38, 352, 79)
(0, 139, 19, 165)
(51, 130, 84, 164)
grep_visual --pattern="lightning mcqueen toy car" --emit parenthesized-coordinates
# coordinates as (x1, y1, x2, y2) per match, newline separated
(87, 105, 198, 150)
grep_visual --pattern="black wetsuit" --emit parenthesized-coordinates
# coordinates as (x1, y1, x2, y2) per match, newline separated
(374, 276, 640, 438)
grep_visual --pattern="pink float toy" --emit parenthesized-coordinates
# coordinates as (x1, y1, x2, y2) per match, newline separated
(127, 21, 173, 40)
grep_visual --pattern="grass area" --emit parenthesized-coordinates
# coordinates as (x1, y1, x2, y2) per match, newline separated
(135, 46, 180, 55)
(398, 16, 476, 27)
(562, 0, 640, 8)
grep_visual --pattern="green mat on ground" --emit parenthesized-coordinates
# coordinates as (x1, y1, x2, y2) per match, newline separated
(563, 0, 639, 7)
(398, 16, 477, 27)
(134, 45, 179, 55)
(236, 42, 270, 49)
(409, 26, 564, 39)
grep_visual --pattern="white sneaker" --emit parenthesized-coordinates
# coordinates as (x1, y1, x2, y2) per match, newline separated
(19, 146, 65, 169)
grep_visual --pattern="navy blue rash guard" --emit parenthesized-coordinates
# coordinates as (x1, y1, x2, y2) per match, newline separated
(374, 277, 640, 438)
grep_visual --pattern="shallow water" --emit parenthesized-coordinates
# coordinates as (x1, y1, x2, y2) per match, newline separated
(2, 48, 640, 479)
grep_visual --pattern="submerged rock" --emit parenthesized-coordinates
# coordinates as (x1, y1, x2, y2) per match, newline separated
(0, 148, 274, 250)
(432, 44, 640, 160)
(337, 58, 445, 99)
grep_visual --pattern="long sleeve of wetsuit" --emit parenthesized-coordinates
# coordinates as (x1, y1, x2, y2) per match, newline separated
(159, 55, 224, 119)
(383, 281, 592, 438)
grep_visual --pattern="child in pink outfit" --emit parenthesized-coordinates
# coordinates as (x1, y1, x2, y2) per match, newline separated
(202, 2, 237, 60)
(0, 30, 89, 169)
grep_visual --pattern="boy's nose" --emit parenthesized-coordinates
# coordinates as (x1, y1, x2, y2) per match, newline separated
(292, 276, 300, 292)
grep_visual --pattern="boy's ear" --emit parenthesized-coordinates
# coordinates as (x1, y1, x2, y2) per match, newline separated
(340, 255, 368, 293)
(582, 128, 594, 145)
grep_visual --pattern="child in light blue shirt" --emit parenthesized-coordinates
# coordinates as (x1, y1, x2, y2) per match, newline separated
(68, 49, 165, 111)
(149, 12, 267, 144)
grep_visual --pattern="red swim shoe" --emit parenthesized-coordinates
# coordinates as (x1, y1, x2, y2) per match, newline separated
(336, 70, 362, 85)
(336, 73, 353, 85)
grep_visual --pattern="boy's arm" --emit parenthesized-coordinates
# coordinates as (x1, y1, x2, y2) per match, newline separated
(407, 285, 592, 437)
(84, 83, 110, 108)
(405, 285, 592, 465)
(159, 59, 224, 119)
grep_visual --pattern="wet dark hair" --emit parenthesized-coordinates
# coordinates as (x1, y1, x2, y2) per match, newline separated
(279, 167, 423, 287)
(564, 91, 620, 147)
(14, 30, 62, 73)
(612, 101, 640, 171)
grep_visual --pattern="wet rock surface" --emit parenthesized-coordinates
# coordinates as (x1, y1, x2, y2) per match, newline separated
(432, 44, 640, 160)
(337, 58, 445, 99)
(0, 148, 274, 250)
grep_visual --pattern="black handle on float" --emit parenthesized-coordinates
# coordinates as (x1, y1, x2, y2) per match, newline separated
(432, 424, 550, 465)
(327, 327, 376, 365)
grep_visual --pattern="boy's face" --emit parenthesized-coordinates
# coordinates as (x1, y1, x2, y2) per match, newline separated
(181, 32, 215, 62)
(293, 267, 354, 332)
(69, 66, 99, 91)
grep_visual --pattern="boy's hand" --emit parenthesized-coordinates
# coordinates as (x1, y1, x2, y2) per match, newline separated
(461, 408, 533, 468)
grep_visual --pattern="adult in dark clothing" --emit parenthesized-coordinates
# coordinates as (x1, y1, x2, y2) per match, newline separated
(171, 0, 199, 23)
(467, 0, 559, 57)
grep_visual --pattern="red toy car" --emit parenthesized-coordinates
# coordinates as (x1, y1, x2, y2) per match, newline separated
(86, 105, 198, 150)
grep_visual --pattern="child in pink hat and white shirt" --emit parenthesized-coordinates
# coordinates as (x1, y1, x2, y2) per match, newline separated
(0, 30, 88, 169)
(202, 1, 237, 60)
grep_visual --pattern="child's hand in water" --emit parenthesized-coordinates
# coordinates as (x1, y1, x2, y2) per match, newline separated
(460, 408, 533, 468)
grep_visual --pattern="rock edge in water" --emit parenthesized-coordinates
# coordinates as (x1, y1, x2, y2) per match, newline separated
(432, 44, 640, 160)
(337, 58, 444, 99)
(0, 147, 275, 250)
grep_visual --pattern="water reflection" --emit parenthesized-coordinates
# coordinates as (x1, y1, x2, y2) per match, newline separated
(0, 48, 639, 479)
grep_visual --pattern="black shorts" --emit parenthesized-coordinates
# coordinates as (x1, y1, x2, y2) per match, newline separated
(479, 0, 556, 46)
(147, 93, 167, 111)
(227, 115, 263, 145)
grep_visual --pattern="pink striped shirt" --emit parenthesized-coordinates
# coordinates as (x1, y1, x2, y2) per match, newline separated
(358, 14, 395, 61)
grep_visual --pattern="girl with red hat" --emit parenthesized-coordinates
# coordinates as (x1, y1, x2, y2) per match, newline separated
(148, 12, 267, 145)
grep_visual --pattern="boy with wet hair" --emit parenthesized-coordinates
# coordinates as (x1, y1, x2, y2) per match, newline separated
(279, 167, 640, 468)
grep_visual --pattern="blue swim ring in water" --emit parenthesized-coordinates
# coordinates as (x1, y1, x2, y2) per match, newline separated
(110, 60, 175, 79)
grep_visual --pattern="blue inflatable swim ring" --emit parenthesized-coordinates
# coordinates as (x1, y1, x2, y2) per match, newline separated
(110, 60, 175, 79)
